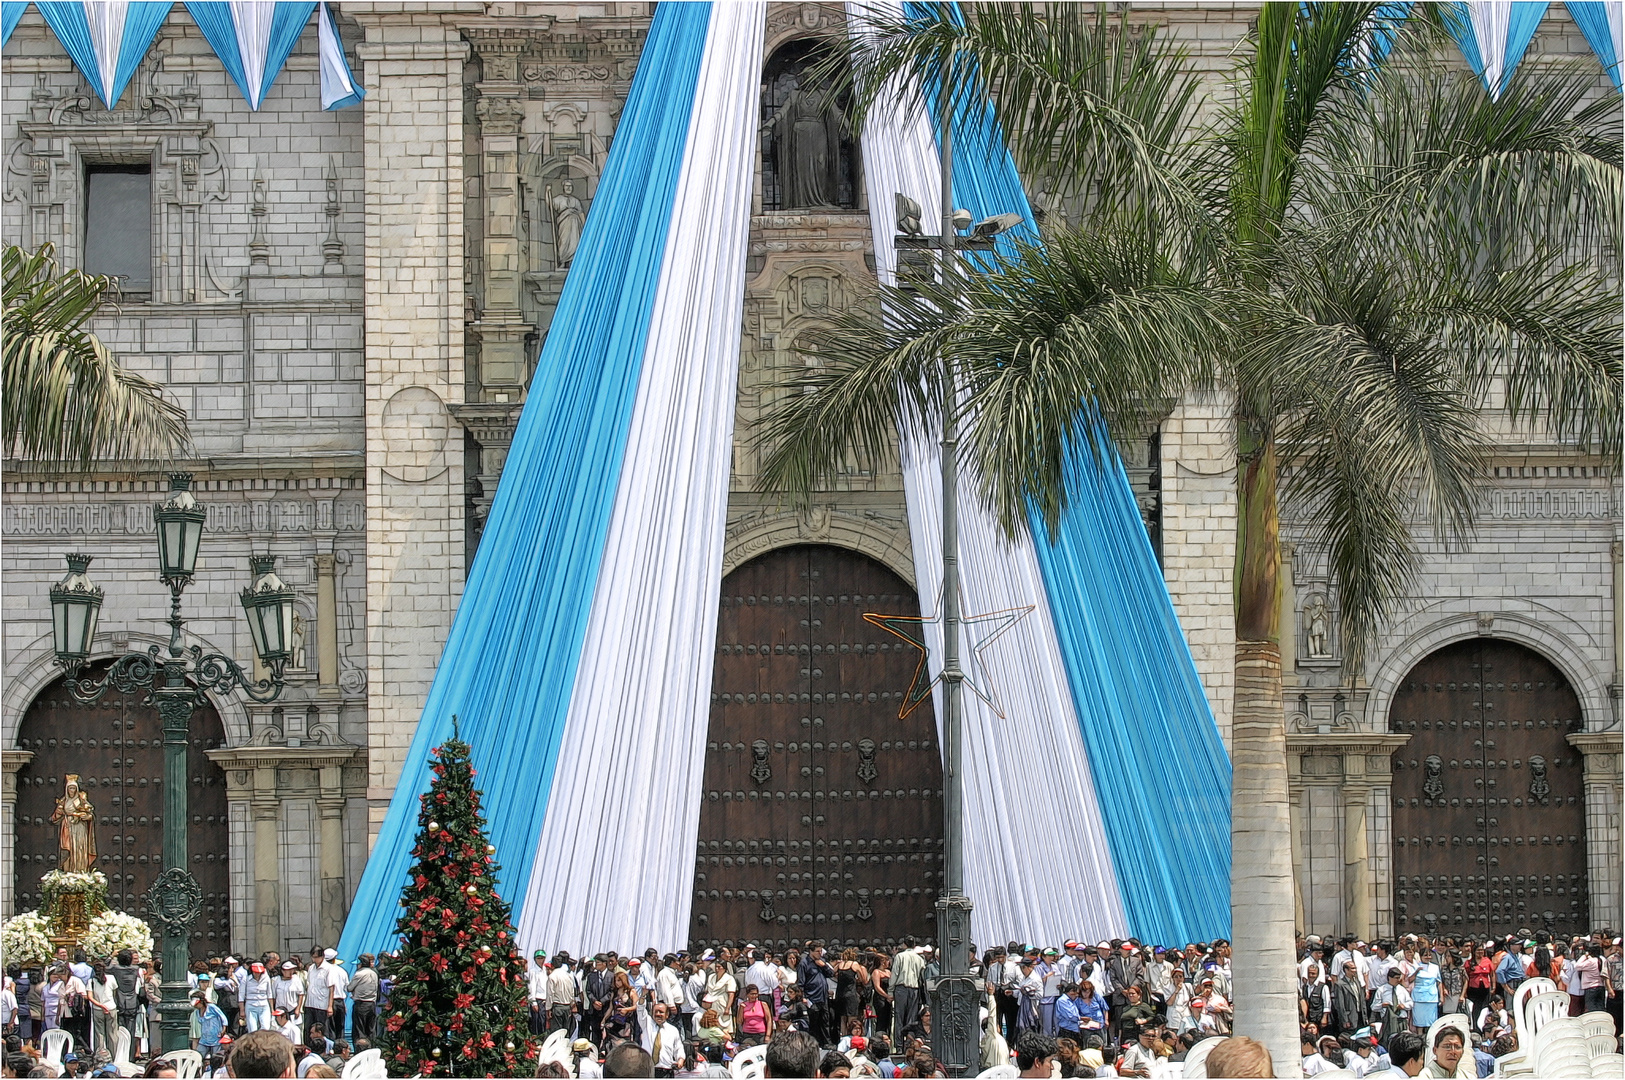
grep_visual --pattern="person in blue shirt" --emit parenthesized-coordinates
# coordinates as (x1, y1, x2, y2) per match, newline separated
(1054, 983, 1084, 1042)
(190, 993, 227, 1055)
(1493, 942, 1526, 999)
(1074, 980, 1108, 1034)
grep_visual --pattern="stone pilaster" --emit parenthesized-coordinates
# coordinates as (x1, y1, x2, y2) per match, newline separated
(318, 766, 347, 948)
(2, 751, 34, 919)
(252, 769, 282, 956)
(1342, 760, 1373, 940)
(314, 552, 340, 691)
(355, 16, 469, 844)
(1569, 730, 1623, 932)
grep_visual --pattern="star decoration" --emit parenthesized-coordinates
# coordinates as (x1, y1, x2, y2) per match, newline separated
(863, 589, 1035, 720)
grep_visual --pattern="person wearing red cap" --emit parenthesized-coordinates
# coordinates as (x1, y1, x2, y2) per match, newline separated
(242, 962, 273, 1033)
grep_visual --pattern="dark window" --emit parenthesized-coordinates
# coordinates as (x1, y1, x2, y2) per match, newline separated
(83, 164, 152, 293)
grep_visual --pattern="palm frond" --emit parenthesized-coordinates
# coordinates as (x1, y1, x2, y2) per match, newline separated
(3, 243, 191, 468)
(839, 2, 1203, 220)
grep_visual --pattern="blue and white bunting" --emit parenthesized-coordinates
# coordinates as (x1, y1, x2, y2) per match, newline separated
(1447, 1, 1553, 96)
(2, 2, 27, 46)
(317, 1, 362, 109)
(184, 1, 316, 110)
(33, 0, 173, 108)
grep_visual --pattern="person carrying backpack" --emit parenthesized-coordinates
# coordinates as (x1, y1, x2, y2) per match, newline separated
(108, 950, 146, 1045)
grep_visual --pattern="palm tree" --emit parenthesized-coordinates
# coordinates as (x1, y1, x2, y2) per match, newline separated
(3, 243, 190, 467)
(761, 4, 1621, 1070)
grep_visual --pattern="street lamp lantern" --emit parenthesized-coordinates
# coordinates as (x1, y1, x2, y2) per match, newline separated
(49, 553, 103, 663)
(48, 475, 286, 1053)
(154, 472, 207, 583)
(239, 555, 296, 675)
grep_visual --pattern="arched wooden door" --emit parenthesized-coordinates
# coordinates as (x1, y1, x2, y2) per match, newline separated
(13, 665, 232, 957)
(1388, 639, 1587, 939)
(690, 545, 944, 951)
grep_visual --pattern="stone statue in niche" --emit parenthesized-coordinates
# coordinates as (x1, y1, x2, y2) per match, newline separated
(1305, 595, 1330, 657)
(765, 73, 846, 209)
(547, 180, 585, 268)
(289, 612, 308, 670)
(50, 775, 97, 873)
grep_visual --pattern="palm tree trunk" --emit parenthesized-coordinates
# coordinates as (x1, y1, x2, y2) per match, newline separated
(1230, 433, 1302, 1076)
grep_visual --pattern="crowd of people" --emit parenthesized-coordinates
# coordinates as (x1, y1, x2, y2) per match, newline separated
(2, 946, 380, 1079)
(2, 929, 1619, 1078)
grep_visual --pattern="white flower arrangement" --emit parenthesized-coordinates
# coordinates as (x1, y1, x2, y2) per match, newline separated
(40, 869, 109, 893)
(81, 910, 155, 960)
(1, 911, 54, 968)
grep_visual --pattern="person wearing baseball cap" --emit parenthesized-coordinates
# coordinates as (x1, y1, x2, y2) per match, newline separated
(243, 960, 273, 1033)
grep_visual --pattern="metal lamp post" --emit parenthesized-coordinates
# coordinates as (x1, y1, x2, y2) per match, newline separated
(48, 472, 294, 1052)
(890, 76, 1020, 1078)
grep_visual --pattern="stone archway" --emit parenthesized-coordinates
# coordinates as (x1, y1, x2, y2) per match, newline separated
(1388, 638, 1588, 939)
(12, 664, 233, 957)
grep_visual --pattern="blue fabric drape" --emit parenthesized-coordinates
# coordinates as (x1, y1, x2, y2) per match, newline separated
(1565, 1, 1623, 88)
(2, 2, 27, 46)
(34, 1, 173, 108)
(183, 2, 317, 109)
(906, 0, 1233, 942)
(336, 0, 714, 963)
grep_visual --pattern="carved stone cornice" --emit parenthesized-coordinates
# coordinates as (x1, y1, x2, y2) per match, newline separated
(1567, 730, 1623, 783)
(447, 402, 526, 447)
(206, 745, 358, 775)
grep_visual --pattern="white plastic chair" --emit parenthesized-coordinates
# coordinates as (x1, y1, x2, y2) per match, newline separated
(1586, 1033, 1618, 1058)
(1579, 1012, 1617, 1039)
(538, 1029, 571, 1066)
(158, 1049, 204, 1079)
(1590, 1052, 1625, 1077)
(730, 1043, 767, 1080)
(1309, 1071, 1359, 1079)
(1525, 991, 1572, 1038)
(1512, 978, 1557, 1035)
(1178, 1036, 1225, 1079)
(972, 1067, 1017, 1080)
(342, 1047, 387, 1079)
(112, 1027, 142, 1077)
(40, 1029, 73, 1068)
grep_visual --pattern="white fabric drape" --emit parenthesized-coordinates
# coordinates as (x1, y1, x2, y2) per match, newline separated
(1468, 1, 1513, 93)
(227, 0, 272, 107)
(847, 2, 1129, 947)
(83, 0, 129, 106)
(516, 2, 765, 958)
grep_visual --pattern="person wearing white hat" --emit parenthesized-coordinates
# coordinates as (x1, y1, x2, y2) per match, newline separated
(303, 949, 333, 1040)
(323, 950, 348, 1041)
(272, 962, 305, 1041)
(573, 1037, 604, 1079)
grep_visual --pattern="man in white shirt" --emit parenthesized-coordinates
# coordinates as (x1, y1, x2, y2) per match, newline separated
(656, 954, 685, 1014)
(1367, 942, 1398, 991)
(548, 956, 578, 1034)
(322, 951, 348, 1039)
(639, 1003, 685, 1076)
(744, 951, 778, 1001)
(1118, 1027, 1159, 1078)
(303, 951, 332, 1038)
(528, 951, 550, 1035)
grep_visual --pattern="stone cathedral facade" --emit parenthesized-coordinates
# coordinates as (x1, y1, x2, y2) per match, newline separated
(2, 2, 1619, 957)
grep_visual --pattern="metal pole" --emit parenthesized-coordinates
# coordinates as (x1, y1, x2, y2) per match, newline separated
(931, 68, 979, 1080)
(155, 671, 197, 1052)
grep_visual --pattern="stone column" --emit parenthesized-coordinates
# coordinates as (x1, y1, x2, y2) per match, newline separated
(1342, 755, 1372, 940)
(252, 767, 282, 955)
(1279, 542, 1297, 687)
(317, 766, 347, 947)
(1612, 539, 1622, 724)
(2, 751, 34, 919)
(314, 553, 340, 691)
(355, 15, 468, 846)
(1569, 731, 1622, 933)
(1287, 761, 1307, 932)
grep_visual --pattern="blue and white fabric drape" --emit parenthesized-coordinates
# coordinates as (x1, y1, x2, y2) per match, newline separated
(338, 1, 763, 962)
(2, 1, 364, 110)
(851, 0, 1231, 947)
(1446, 1, 1553, 95)
(31, 1, 173, 108)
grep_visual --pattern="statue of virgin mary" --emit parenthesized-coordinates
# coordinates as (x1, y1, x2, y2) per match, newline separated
(50, 774, 97, 874)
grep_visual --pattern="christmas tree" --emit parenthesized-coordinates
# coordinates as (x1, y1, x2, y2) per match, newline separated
(382, 721, 538, 1076)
